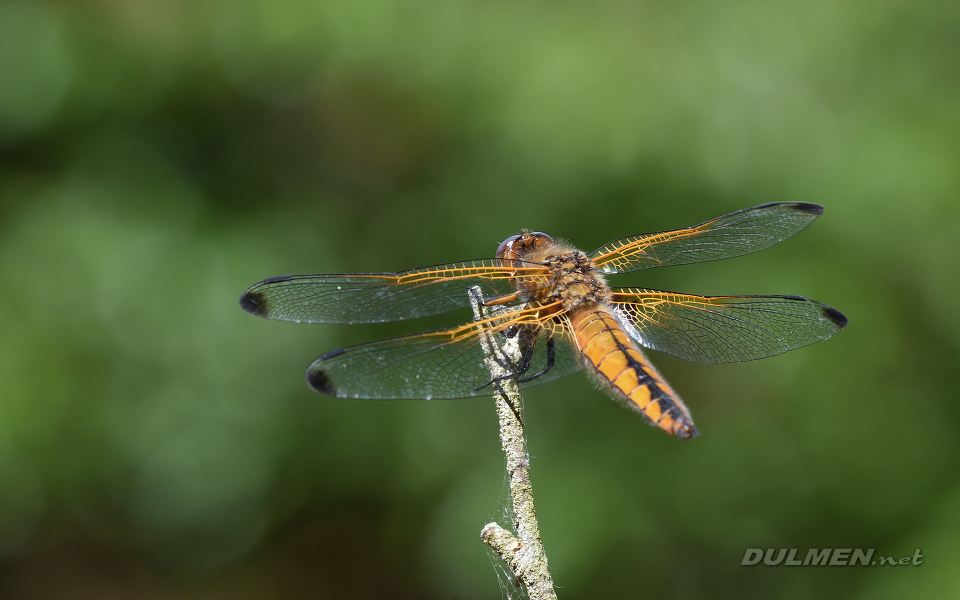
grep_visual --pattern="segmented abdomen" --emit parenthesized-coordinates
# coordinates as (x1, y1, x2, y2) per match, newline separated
(570, 307, 698, 439)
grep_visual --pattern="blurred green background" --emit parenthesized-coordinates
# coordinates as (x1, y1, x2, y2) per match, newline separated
(1, 0, 958, 598)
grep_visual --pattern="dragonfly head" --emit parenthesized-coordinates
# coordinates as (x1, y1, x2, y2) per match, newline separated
(496, 231, 554, 264)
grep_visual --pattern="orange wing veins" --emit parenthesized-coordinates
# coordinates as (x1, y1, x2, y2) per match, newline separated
(609, 288, 847, 363)
(304, 300, 583, 399)
(239, 260, 552, 324)
(591, 202, 825, 274)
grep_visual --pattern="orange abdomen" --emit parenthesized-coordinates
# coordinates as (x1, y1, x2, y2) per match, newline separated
(570, 307, 698, 439)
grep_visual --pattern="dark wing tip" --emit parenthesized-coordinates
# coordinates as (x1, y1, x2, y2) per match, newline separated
(306, 367, 337, 396)
(821, 305, 849, 330)
(307, 347, 347, 395)
(791, 202, 825, 216)
(239, 290, 269, 317)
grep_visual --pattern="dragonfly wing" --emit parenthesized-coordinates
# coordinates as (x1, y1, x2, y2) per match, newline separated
(610, 288, 848, 363)
(240, 260, 550, 323)
(306, 308, 582, 399)
(592, 202, 824, 274)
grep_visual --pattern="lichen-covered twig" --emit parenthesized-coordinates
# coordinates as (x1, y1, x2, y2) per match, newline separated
(469, 287, 556, 600)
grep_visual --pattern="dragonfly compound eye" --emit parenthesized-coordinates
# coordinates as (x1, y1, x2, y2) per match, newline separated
(496, 232, 555, 262)
(496, 234, 524, 261)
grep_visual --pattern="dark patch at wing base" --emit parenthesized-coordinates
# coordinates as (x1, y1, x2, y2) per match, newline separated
(239, 290, 269, 317)
(307, 368, 337, 395)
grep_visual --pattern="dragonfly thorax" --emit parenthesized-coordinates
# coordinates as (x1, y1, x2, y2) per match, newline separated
(540, 250, 611, 310)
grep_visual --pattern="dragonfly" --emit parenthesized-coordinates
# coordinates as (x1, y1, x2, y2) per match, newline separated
(240, 202, 847, 439)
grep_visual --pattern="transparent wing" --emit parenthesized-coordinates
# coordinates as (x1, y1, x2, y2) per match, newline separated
(240, 259, 551, 324)
(305, 305, 582, 399)
(610, 288, 848, 363)
(591, 202, 824, 274)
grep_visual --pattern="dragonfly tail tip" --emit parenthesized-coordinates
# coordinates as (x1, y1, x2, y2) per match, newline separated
(675, 422, 700, 440)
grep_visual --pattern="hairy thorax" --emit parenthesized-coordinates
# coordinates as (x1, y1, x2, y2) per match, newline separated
(540, 249, 610, 310)
(516, 242, 611, 311)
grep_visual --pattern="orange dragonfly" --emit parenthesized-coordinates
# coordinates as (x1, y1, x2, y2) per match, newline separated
(240, 202, 847, 439)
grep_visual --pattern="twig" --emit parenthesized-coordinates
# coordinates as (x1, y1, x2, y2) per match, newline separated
(469, 287, 557, 600)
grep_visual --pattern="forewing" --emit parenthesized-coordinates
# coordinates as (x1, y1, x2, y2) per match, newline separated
(305, 308, 582, 399)
(610, 289, 848, 363)
(592, 202, 824, 274)
(240, 260, 550, 323)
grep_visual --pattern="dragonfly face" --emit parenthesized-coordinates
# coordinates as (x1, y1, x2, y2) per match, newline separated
(496, 231, 554, 264)
(240, 202, 848, 439)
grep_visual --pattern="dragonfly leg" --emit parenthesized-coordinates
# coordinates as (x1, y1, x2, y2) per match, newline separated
(518, 336, 555, 383)
(482, 291, 521, 307)
(474, 328, 545, 391)
(473, 358, 531, 390)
